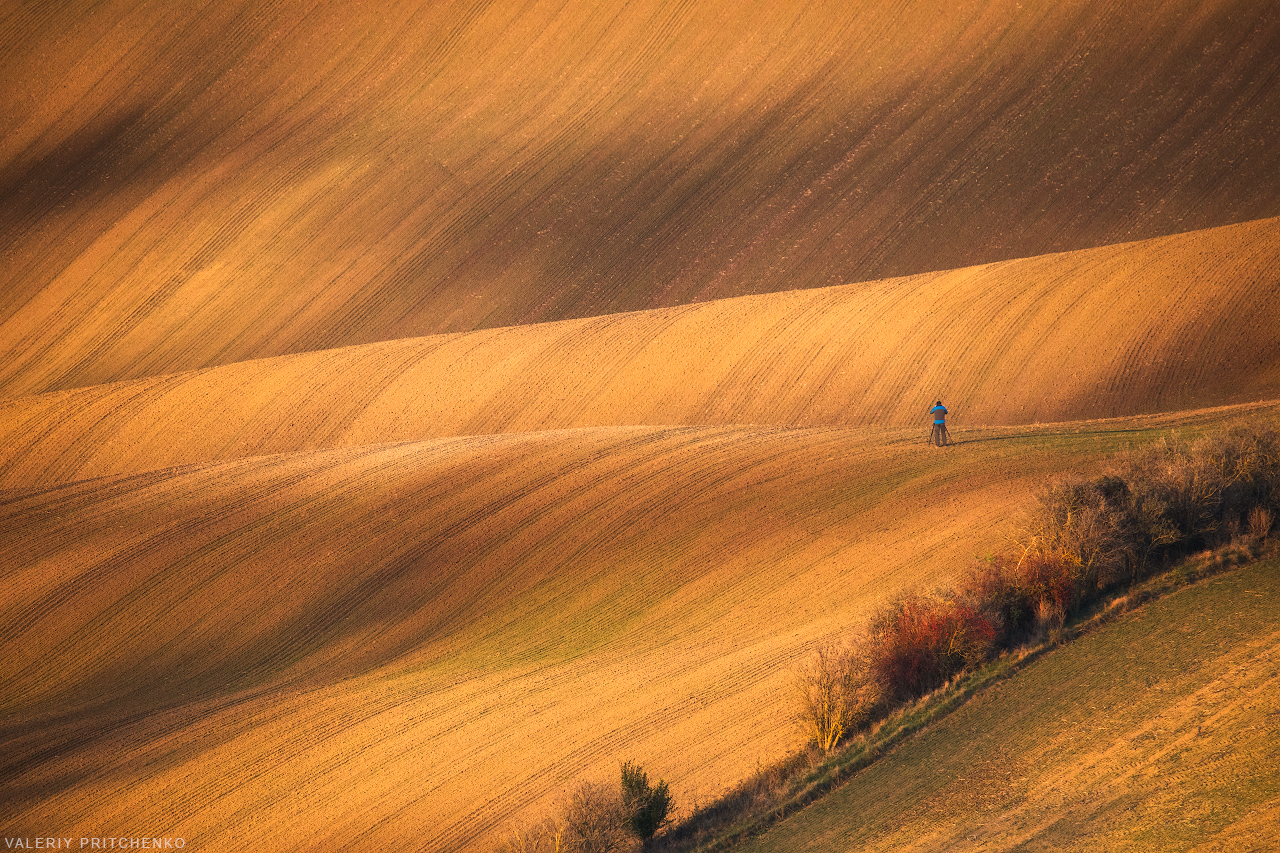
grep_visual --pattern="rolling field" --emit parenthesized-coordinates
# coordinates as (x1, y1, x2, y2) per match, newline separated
(4, 0, 1280, 850)
(3, 0, 1280, 396)
(2, 406, 1277, 851)
(2, 216, 1277, 491)
(736, 554, 1280, 853)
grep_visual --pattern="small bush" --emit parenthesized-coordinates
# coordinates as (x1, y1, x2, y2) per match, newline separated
(1034, 597, 1066, 644)
(795, 641, 879, 750)
(620, 761, 673, 847)
(1010, 551, 1077, 617)
(1117, 423, 1280, 554)
(1005, 421, 1280, 620)
(1019, 478, 1130, 599)
(499, 781, 631, 853)
(563, 781, 631, 853)
(956, 557, 1033, 644)
(498, 817, 566, 853)
(499, 763, 676, 853)
(1249, 505, 1273, 540)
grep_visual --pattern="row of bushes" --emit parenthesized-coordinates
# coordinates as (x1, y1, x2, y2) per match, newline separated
(500, 761, 673, 853)
(800, 421, 1280, 749)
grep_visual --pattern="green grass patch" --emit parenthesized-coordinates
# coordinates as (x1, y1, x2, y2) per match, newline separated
(723, 553, 1280, 852)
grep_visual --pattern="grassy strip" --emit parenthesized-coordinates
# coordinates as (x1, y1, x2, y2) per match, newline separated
(656, 536, 1271, 853)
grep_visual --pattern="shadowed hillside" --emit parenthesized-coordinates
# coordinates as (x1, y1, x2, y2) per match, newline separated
(4, 0, 1280, 849)
(3, 0, 1280, 396)
(2, 218, 1277, 490)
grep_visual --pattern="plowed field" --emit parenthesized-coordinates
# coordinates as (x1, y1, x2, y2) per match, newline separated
(2, 217, 1277, 491)
(4, 0, 1280, 850)
(2, 406, 1276, 850)
(4, 0, 1280, 396)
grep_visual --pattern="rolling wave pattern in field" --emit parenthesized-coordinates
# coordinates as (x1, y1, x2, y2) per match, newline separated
(2, 0, 1280, 395)
(2, 421, 1090, 849)
(0, 219, 1277, 490)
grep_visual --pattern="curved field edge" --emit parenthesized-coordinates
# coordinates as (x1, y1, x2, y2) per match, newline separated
(2, 407, 1276, 851)
(4, 0, 1280, 397)
(2, 217, 1278, 491)
(726, 555, 1280, 853)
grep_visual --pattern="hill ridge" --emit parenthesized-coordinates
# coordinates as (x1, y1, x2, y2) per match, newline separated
(1, 216, 1276, 491)
(3, 0, 1280, 396)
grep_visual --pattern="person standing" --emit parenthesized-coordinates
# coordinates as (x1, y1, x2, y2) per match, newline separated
(930, 400, 949, 446)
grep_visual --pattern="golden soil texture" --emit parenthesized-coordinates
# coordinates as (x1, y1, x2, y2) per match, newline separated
(2, 409, 1275, 851)
(3, 0, 1280, 396)
(4, 0, 1280, 850)
(2, 217, 1277, 491)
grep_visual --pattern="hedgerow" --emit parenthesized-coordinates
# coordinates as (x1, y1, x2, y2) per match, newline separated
(797, 420, 1280, 748)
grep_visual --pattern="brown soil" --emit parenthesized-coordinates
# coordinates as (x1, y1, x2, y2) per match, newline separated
(2, 218, 1277, 491)
(3, 0, 1280, 396)
(3, 2, 1280, 849)
(2, 409, 1274, 850)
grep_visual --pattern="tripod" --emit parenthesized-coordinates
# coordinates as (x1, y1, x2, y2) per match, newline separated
(928, 423, 951, 447)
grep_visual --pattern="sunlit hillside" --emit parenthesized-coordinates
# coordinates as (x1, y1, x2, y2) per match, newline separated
(3, 0, 1280, 851)
(2, 217, 1277, 491)
(736, 555, 1280, 853)
(3, 0, 1280, 396)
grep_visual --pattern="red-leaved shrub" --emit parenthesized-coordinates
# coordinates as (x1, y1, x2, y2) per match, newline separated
(865, 595, 996, 701)
(1009, 551, 1077, 615)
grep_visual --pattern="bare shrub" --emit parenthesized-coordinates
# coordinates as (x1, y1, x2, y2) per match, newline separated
(1208, 423, 1280, 532)
(499, 762, 678, 853)
(1034, 597, 1066, 644)
(1128, 436, 1225, 546)
(1118, 422, 1280, 553)
(1010, 551, 1077, 618)
(957, 557, 1035, 645)
(497, 817, 567, 853)
(795, 641, 879, 751)
(993, 420, 1280, 638)
(499, 782, 632, 853)
(562, 781, 632, 853)
(1248, 505, 1273, 541)
(1020, 479, 1130, 599)
(1112, 480, 1181, 581)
